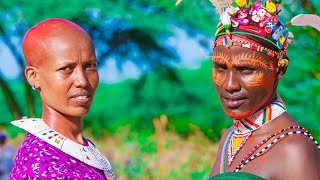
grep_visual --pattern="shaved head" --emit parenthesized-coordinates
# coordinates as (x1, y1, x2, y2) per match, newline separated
(23, 18, 99, 120)
(22, 18, 91, 67)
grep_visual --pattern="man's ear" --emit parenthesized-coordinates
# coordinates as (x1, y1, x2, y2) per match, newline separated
(277, 59, 289, 80)
(25, 66, 40, 89)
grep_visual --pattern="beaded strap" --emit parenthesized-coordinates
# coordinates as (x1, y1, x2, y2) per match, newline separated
(234, 126, 320, 172)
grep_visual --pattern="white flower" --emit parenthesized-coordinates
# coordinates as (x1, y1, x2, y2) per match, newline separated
(221, 12, 231, 28)
(226, 6, 240, 15)
(251, 9, 267, 23)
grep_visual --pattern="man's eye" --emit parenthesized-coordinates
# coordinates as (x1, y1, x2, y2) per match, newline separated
(214, 64, 227, 71)
(238, 67, 254, 74)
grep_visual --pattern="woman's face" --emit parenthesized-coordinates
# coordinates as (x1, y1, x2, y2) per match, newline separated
(37, 31, 99, 118)
(212, 45, 279, 119)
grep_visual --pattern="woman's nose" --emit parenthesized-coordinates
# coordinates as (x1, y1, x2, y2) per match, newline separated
(74, 68, 88, 88)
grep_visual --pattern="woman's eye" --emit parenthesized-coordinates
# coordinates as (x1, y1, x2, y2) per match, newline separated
(86, 63, 97, 70)
(59, 66, 73, 73)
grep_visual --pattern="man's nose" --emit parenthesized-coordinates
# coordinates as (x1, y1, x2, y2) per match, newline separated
(223, 70, 241, 93)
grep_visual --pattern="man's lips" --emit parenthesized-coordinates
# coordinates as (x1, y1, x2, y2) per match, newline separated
(220, 95, 246, 109)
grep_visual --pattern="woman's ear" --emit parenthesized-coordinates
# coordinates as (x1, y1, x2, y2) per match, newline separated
(277, 58, 289, 80)
(25, 66, 40, 89)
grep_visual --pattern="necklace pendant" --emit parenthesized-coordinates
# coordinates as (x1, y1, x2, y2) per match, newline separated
(227, 131, 251, 165)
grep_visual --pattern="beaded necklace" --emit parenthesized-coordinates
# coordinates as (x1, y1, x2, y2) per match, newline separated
(227, 97, 286, 165)
(233, 125, 320, 172)
(220, 120, 320, 173)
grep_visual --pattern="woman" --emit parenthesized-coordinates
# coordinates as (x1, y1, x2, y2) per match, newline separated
(177, 0, 320, 179)
(9, 18, 117, 180)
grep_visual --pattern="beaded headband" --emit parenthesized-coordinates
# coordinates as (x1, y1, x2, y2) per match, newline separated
(214, 35, 281, 59)
(176, 0, 320, 62)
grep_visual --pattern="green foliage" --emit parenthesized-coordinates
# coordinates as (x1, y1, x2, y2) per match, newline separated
(0, 1, 319, 179)
(83, 60, 230, 141)
(0, 0, 319, 143)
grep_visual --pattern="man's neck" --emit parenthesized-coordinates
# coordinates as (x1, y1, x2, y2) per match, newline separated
(232, 97, 287, 134)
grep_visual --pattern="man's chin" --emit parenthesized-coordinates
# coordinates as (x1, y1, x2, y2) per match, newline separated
(224, 109, 254, 119)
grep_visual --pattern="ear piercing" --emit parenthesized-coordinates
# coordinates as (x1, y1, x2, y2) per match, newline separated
(278, 58, 288, 68)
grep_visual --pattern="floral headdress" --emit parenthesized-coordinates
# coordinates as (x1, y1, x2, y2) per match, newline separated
(176, 0, 320, 67)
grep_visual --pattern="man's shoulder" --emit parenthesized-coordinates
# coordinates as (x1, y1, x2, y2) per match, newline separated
(271, 132, 320, 178)
(278, 133, 320, 159)
(221, 126, 234, 141)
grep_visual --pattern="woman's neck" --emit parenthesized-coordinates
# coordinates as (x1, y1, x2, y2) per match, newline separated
(41, 106, 84, 144)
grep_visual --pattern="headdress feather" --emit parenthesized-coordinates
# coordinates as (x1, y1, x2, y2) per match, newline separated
(290, 14, 320, 31)
(175, 0, 183, 6)
(209, 0, 232, 15)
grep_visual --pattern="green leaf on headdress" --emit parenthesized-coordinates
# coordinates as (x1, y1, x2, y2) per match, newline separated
(273, 0, 283, 4)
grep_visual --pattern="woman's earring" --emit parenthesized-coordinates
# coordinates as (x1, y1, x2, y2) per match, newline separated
(32, 85, 36, 90)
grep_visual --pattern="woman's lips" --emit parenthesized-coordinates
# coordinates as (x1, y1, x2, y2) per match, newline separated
(221, 97, 245, 109)
(71, 95, 91, 105)
(70, 92, 92, 106)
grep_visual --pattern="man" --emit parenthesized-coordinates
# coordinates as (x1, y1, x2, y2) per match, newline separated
(9, 18, 116, 179)
(0, 133, 15, 180)
(207, 1, 320, 179)
(176, 0, 320, 179)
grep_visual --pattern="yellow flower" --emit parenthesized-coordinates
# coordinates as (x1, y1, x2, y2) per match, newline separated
(235, 0, 247, 7)
(266, 2, 277, 13)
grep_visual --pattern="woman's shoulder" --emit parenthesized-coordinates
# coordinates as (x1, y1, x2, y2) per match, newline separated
(10, 133, 106, 179)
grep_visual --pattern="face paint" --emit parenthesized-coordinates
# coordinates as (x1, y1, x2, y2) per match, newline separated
(212, 46, 278, 118)
(212, 51, 229, 86)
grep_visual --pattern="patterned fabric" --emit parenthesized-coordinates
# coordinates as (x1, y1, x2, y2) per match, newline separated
(9, 133, 106, 180)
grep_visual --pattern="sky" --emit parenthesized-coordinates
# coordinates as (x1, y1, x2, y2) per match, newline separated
(0, 28, 212, 83)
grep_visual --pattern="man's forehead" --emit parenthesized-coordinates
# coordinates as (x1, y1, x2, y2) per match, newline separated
(212, 48, 275, 70)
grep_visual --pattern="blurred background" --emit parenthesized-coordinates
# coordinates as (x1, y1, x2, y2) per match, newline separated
(0, 0, 319, 179)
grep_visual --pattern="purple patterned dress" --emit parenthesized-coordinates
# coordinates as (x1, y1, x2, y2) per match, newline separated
(9, 133, 106, 179)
